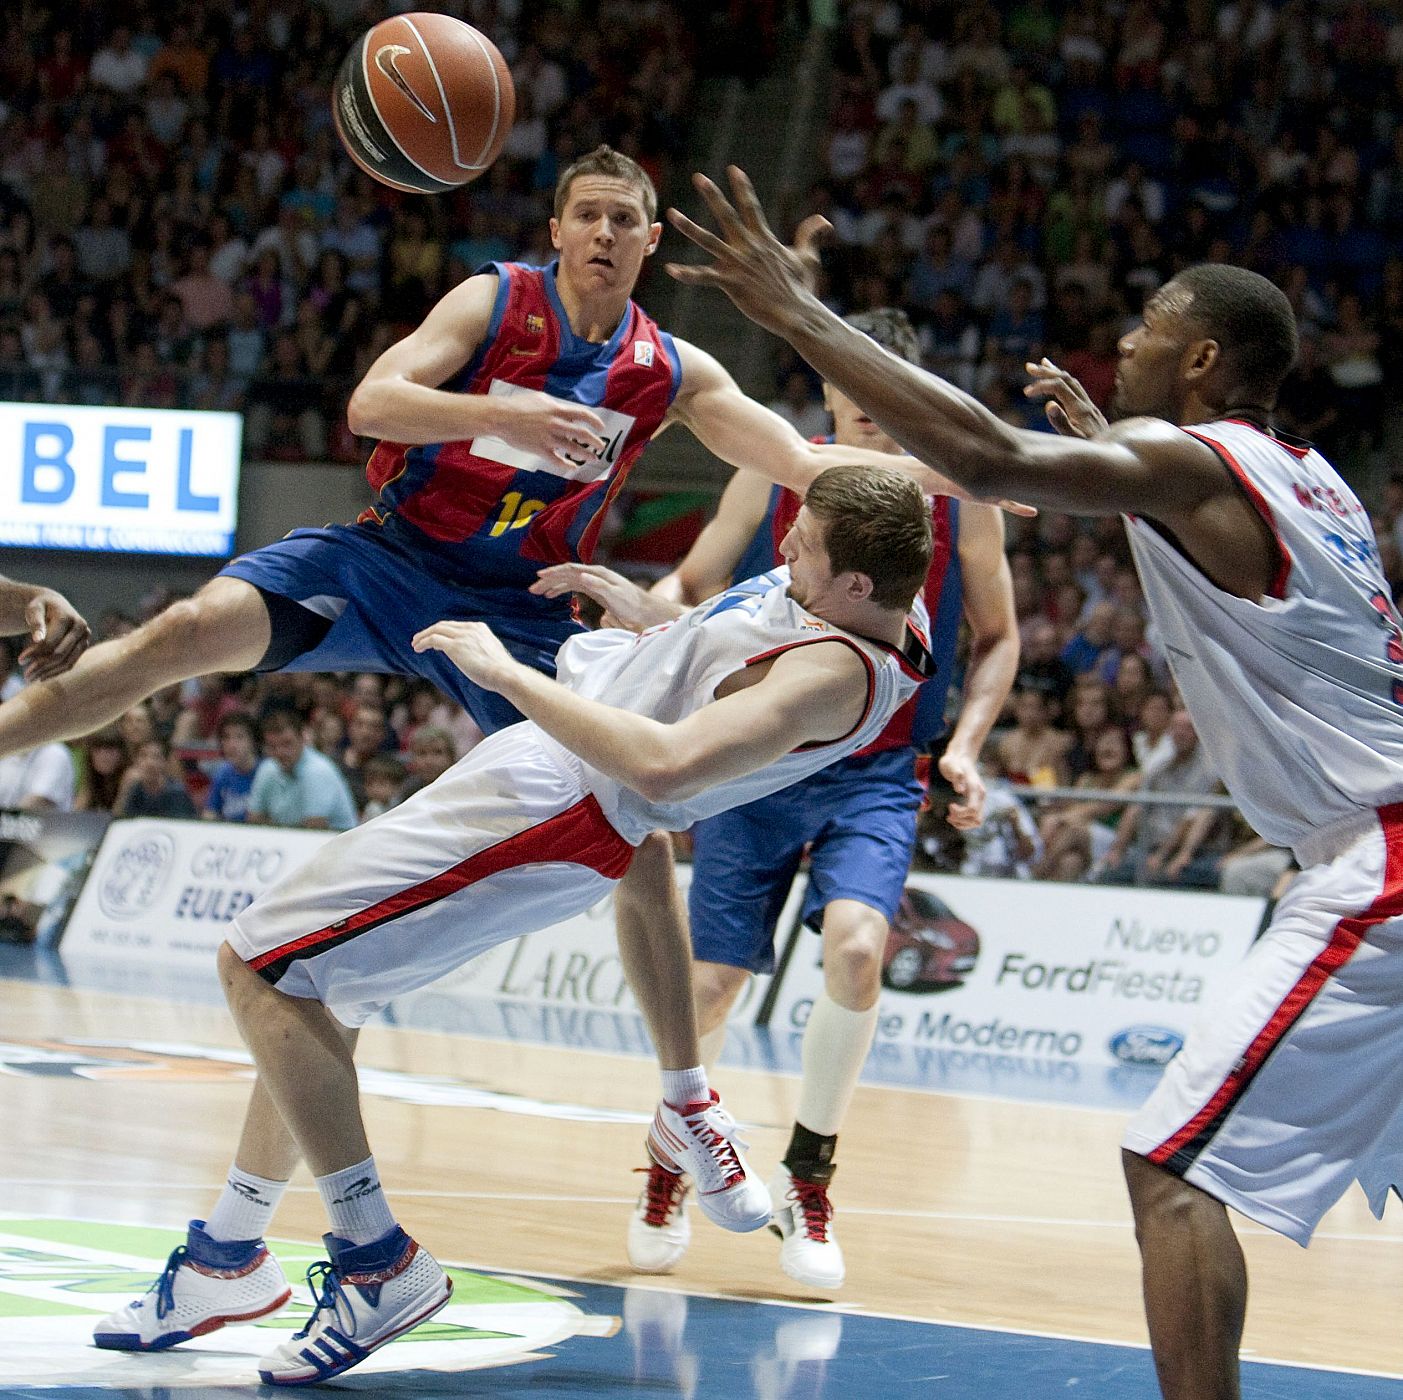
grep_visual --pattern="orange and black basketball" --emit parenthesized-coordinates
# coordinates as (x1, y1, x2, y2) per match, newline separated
(331, 13, 515, 194)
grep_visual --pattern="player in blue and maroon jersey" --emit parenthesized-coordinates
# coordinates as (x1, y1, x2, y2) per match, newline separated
(0, 146, 962, 752)
(596, 311, 1019, 1289)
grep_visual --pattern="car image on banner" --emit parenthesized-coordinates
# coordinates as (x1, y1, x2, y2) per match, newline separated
(881, 886, 980, 992)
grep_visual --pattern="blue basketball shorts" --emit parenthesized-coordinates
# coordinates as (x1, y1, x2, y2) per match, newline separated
(220, 523, 583, 734)
(688, 746, 923, 974)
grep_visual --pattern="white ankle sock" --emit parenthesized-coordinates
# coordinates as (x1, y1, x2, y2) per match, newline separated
(205, 1165, 289, 1243)
(315, 1157, 396, 1246)
(796, 993, 880, 1136)
(661, 1065, 708, 1107)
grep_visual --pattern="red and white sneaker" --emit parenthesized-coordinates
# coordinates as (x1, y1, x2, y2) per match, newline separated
(647, 1091, 770, 1232)
(768, 1164, 844, 1289)
(93, 1220, 290, 1351)
(627, 1162, 691, 1273)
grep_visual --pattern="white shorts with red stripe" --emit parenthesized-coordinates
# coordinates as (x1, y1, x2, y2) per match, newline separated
(1123, 803, 1403, 1245)
(225, 725, 635, 1027)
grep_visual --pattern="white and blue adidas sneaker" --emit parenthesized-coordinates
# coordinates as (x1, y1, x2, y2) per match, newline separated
(256, 1225, 452, 1386)
(93, 1219, 291, 1350)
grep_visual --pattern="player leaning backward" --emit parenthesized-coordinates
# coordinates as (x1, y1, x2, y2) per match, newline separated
(44, 149, 1021, 1361)
(667, 164, 1403, 1400)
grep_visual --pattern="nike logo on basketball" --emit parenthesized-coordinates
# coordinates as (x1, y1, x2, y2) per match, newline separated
(374, 44, 437, 123)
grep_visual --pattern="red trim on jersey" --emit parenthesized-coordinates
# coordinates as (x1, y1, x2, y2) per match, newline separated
(1148, 803, 1403, 1169)
(247, 794, 634, 977)
(1223, 418, 1311, 460)
(1182, 427, 1292, 600)
(738, 637, 877, 750)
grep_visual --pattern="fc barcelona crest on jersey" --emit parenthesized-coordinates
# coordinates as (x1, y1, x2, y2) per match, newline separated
(526, 313, 546, 334)
(633, 341, 655, 367)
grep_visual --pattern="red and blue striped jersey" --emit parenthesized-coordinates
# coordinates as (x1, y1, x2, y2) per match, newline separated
(361, 261, 682, 587)
(732, 447, 962, 753)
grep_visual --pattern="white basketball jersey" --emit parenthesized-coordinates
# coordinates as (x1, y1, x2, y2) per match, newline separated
(1126, 418, 1403, 857)
(549, 568, 931, 842)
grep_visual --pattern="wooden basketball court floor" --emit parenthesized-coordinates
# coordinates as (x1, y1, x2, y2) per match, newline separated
(3, 950, 1403, 1397)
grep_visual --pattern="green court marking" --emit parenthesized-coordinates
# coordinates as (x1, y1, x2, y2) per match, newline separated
(0, 1289, 94, 1318)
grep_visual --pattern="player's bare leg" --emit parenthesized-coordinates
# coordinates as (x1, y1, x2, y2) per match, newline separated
(0, 577, 270, 758)
(616, 836, 768, 1269)
(1123, 1149, 1245, 1400)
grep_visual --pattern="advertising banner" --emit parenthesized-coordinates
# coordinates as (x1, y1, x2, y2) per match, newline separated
(0, 808, 110, 948)
(61, 819, 331, 962)
(760, 872, 1266, 1068)
(0, 402, 242, 555)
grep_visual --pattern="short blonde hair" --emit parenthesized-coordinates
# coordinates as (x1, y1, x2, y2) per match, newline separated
(553, 144, 657, 222)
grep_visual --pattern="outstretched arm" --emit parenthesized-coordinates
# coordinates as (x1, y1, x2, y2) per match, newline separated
(412, 620, 866, 803)
(664, 169, 1225, 521)
(0, 576, 91, 683)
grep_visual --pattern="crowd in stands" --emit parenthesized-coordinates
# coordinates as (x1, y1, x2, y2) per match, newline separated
(0, 0, 696, 458)
(771, 0, 1403, 468)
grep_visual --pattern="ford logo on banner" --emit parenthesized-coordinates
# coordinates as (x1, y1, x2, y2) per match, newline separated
(1, 402, 242, 556)
(1109, 1026, 1184, 1066)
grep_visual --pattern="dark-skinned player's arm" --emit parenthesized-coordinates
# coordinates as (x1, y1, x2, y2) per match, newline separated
(0, 576, 91, 683)
(346, 272, 609, 467)
(663, 168, 1226, 523)
(659, 338, 1034, 517)
(412, 619, 866, 804)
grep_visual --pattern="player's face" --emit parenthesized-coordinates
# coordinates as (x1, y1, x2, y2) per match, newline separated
(780, 506, 837, 611)
(824, 383, 900, 453)
(1110, 285, 1196, 423)
(550, 176, 662, 297)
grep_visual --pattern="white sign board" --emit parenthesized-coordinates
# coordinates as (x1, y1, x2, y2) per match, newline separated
(0, 402, 242, 555)
(61, 819, 332, 962)
(761, 872, 1265, 1067)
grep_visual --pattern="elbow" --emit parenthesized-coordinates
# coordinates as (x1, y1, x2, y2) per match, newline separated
(632, 759, 683, 805)
(345, 382, 380, 439)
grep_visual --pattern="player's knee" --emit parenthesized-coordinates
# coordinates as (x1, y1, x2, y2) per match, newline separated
(823, 910, 887, 1002)
(617, 831, 674, 908)
(142, 597, 211, 665)
(693, 960, 745, 1029)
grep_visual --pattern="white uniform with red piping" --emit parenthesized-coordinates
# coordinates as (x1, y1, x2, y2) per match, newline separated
(1122, 417, 1403, 1241)
(227, 568, 928, 1027)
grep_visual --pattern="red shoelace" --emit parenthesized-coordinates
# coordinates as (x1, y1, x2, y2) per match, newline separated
(790, 1177, 834, 1242)
(636, 1163, 687, 1228)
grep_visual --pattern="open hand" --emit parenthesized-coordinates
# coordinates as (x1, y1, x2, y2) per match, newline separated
(412, 620, 519, 690)
(1023, 358, 1108, 439)
(18, 590, 92, 683)
(531, 563, 683, 633)
(665, 167, 829, 336)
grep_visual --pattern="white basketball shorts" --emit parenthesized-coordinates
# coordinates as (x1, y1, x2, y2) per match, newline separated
(226, 724, 635, 1027)
(1124, 803, 1403, 1244)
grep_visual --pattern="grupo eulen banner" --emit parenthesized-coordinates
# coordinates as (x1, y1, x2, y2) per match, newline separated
(61, 818, 332, 962)
(0, 402, 242, 555)
(760, 872, 1266, 1069)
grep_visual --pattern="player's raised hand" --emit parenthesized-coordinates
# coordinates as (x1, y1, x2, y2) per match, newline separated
(937, 748, 986, 830)
(665, 167, 830, 336)
(412, 620, 520, 690)
(18, 589, 91, 683)
(1023, 358, 1108, 440)
(531, 563, 683, 633)
(500, 389, 610, 474)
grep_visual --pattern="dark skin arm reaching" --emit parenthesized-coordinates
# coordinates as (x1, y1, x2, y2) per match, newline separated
(664, 168, 1277, 602)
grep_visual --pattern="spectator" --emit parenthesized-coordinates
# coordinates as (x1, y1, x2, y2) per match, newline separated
(203, 713, 262, 824)
(341, 703, 391, 808)
(1061, 600, 1117, 675)
(396, 725, 457, 804)
(1097, 710, 1224, 886)
(997, 687, 1073, 787)
(0, 740, 76, 812)
(114, 737, 198, 819)
(958, 744, 1042, 879)
(247, 707, 357, 831)
(89, 26, 148, 96)
(74, 728, 130, 812)
(1036, 725, 1141, 882)
(767, 369, 829, 438)
(359, 754, 407, 823)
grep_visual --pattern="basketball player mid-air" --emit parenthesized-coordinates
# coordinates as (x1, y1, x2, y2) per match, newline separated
(5, 145, 986, 1323)
(539, 309, 1017, 1288)
(666, 165, 1403, 1400)
(97, 465, 936, 1385)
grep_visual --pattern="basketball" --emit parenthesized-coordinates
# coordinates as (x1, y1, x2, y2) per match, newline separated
(331, 13, 515, 195)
